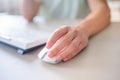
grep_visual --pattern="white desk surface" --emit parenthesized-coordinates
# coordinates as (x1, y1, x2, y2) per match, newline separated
(0, 16, 120, 80)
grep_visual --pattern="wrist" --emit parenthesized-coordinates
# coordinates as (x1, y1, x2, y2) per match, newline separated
(75, 23, 91, 39)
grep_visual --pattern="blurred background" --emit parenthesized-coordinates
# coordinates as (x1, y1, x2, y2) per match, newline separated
(0, 0, 120, 21)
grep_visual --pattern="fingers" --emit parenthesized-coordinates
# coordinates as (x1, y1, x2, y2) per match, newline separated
(46, 25, 89, 62)
(46, 26, 70, 48)
(48, 30, 76, 58)
(63, 38, 88, 61)
(56, 36, 83, 61)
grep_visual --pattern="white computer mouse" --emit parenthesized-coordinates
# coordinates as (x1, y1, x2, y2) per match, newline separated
(38, 47, 61, 64)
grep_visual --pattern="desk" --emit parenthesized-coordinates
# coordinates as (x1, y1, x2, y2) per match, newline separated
(0, 18, 120, 80)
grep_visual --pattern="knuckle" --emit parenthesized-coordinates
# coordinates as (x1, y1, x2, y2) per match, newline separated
(59, 54, 65, 59)
(54, 29, 61, 35)
(60, 35, 72, 45)
(72, 29, 78, 34)
(72, 41, 79, 51)
(54, 47, 60, 52)
(66, 55, 72, 60)
(66, 52, 76, 60)
(64, 38, 71, 44)
(69, 52, 75, 58)
(62, 25, 71, 30)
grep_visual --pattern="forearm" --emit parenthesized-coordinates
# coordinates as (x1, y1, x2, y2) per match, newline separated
(76, 0, 110, 38)
(21, 0, 40, 22)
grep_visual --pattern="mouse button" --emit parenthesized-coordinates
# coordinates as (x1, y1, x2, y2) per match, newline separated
(38, 47, 48, 59)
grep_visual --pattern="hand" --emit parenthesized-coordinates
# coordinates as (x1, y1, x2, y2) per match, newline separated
(46, 25, 89, 61)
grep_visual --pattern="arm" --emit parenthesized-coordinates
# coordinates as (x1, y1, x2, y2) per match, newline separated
(76, 0, 111, 37)
(46, 0, 111, 61)
(21, 0, 40, 22)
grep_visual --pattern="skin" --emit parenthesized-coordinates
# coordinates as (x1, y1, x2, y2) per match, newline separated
(21, 0, 111, 61)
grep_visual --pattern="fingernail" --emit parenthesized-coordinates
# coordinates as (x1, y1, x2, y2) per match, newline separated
(46, 43, 53, 49)
(56, 56, 62, 61)
(48, 53, 54, 58)
(63, 58, 68, 61)
(46, 45, 51, 49)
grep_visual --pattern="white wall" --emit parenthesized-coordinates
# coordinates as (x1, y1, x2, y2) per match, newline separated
(0, 0, 21, 14)
(0, 0, 119, 15)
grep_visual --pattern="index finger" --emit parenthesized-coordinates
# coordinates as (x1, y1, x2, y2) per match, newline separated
(46, 26, 70, 48)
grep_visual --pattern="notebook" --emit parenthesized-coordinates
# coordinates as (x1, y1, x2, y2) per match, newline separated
(0, 15, 50, 54)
